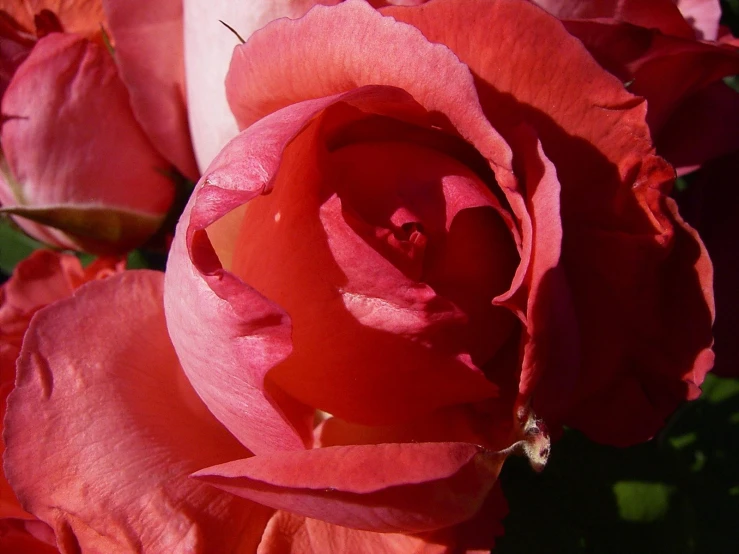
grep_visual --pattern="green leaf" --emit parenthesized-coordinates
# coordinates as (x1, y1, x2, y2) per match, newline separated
(613, 481, 675, 523)
(0, 216, 44, 274)
(702, 373, 739, 405)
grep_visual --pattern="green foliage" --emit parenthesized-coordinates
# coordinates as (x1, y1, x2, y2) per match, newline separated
(0, 216, 44, 275)
(496, 374, 739, 553)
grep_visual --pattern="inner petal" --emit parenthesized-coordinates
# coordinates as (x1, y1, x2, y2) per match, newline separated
(230, 122, 518, 425)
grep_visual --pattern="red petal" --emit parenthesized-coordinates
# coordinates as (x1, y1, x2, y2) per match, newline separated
(677, 153, 739, 378)
(4, 271, 273, 552)
(385, 0, 715, 444)
(233, 136, 512, 424)
(195, 442, 506, 533)
(258, 511, 453, 554)
(656, 82, 739, 175)
(560, 19, 739, 133)
(165, 83, 515, 452)
(102, 0, 199, 179)
(531, 0, 695, 37)
(0, 33, 175, 250)
(0, 251, 122, 521)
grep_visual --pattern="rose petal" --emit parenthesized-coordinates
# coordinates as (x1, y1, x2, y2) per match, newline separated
(0, 520, 58, 554)
(385, 0, 715, 444)
(655, 81, 739, 175)
(4, 271, 273, 552)
(677, 153, 739, 378)
(194, 442, 506, 533)
(564, 191, 715, 445)
(1, 0, 105, 39)
(102, 0, 199, 180)
(531, 0, 695, 37)
(226, 0, 514, 176)
(183, 0, 338, 170)
(560, 19, 739, 133)
(0, 33, 175, 252)
(673, 0, 722, 40)
(258, 511, 451, 554)
(499, 125, 579, 425)
(165, 84, 510, 452)
(0, 251, 122, 521)
(230, 133, 512, 424)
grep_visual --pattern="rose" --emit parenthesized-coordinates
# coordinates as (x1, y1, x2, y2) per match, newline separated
(3, 0, 714, 551)
(169, 0, 715, 502)
(0, 250, 123, 552)
(0, 0, 197, 254)
(531, 0, 739, 176)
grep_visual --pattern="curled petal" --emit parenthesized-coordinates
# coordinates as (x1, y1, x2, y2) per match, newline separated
(195, 442, 507, 533)
(4, 271, 272, 552)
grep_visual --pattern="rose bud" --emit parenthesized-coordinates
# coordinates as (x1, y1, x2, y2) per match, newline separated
(0, 1, 197, 254)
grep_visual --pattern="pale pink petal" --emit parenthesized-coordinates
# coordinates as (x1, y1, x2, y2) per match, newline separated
(183, 0, 339, 170)
(4, 271, 273, 552)
(102, 0, 199, 180)
(195, 442, 507, 533)
(673, 0, 722, 40)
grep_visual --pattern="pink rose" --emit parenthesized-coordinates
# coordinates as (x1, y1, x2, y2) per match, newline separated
(0, 0, 197, 254)
(0, 249, 123, 553)
(3, 0, 715, 551)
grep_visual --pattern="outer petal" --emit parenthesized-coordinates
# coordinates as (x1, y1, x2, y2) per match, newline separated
(655, 81, 739, 175)
(195, 442, 507, 533)
(258, 511, 450, 554)
(384, 0, 715, 444)
(677, 153, 739, 377)
(0, 250, 122, 522)
(102, 0, 199, 180)
(257, 484, 507, 554)
(4, 271, 273, 553)
(226, 0, 513, 177)
(183, 0, 339, 170)
(531, 0, 695, 37)
(0, 33, 175, 253)
(559, 19, 739, 133)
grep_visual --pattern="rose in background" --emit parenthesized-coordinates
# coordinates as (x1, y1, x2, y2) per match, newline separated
(0, 0, 197, 255)
(0, 249, 123, 553)
(2, 0, 716, 552)
(531, 0, 739, 176)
